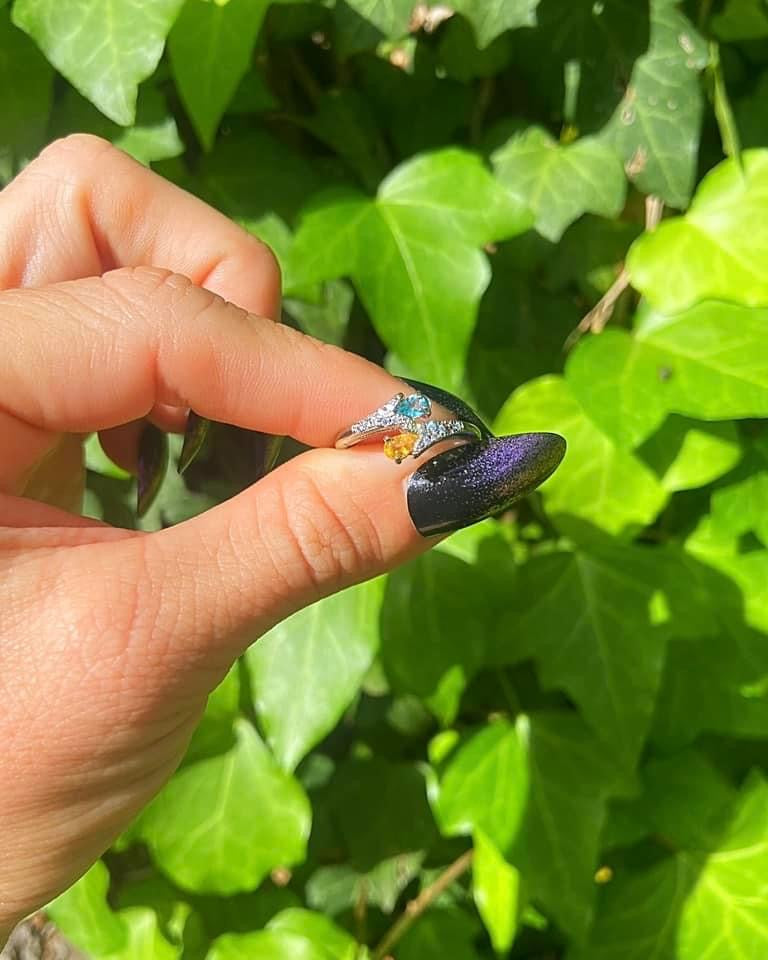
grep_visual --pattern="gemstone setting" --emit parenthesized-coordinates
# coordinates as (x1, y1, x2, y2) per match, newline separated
(395, 393, 431, 419)
(384, 432, 419, 462)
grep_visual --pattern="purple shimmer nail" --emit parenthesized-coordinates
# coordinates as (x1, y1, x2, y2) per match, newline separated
(407, 433, 566, 537)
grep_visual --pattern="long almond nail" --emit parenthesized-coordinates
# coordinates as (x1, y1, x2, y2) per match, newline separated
(406, 432, 566, 536)
(137, 423, 169, 518)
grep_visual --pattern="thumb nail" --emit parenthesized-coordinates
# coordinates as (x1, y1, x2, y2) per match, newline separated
(406, 432, 566, 537)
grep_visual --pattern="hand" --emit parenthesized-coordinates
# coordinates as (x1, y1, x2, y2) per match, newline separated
(0, 135, 562, 938)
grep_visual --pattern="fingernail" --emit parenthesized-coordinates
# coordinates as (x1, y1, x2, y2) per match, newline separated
(406, 433, 566, 537)
(137, 423, 169, 518)
(399, 378, 493, 438)
(179, 411, 210, 475)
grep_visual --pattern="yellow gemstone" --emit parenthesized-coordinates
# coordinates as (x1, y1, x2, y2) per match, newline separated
(384, 432, 418, 462)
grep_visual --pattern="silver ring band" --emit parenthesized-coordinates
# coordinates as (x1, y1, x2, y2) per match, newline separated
(334, 392, 482, 463)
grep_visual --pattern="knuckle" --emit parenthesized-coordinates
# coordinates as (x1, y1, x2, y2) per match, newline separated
(244, 232, 282, 290)
(36, 133, 116, 171)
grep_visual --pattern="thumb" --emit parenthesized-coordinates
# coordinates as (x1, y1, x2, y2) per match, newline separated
(1, 265, 563, 686)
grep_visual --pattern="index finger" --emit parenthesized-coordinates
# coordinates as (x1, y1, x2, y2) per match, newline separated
(0, 134, 280, 318)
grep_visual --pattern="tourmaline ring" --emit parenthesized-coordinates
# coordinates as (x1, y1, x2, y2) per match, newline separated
(334, 391, 483, 463)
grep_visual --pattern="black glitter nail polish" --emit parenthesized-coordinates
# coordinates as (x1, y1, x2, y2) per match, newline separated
(407, 432, 566, 537)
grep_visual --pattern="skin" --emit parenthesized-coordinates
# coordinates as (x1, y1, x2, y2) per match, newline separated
(0, 134, 457, 940)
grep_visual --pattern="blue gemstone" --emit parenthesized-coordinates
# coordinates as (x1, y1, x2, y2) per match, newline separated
(396, 393, 431, 418)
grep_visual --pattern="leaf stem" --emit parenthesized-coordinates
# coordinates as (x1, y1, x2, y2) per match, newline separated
(708, 41, 743, 169)
(371, 850, 474, 960)
(565, 194, 664, 348)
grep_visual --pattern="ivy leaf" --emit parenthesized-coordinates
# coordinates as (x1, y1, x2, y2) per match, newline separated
(247, 579, 384, 771)
(521, 713, 628, 943)
(432, 718, 530, 853)
(12, 0, 184, 126)
(289, 149, 532, 388)
(51, 83, 184, 166)
(472, 829, 522, 953)
(638, 416, 741, 493)
(603, 0, 707, 208)
(497, 542, 668, 767)
(492, 127, 626, 242)
(566, 307, 768, 450)
(104, 908, 182, 960)
(710, 439, 768, 546)
(494, 375, 666, 534)
(267, 909, 357, 960)
(569, 854, 696, 959)
(451, 0, 539, 48)
(651, 546, 768, 748)
(169, 0, 271, 150)
(206, 930, 328, 960)
(712, 0, 768, 40)
(0, 8, 52, 161)
(628, 150, 768, 312)
(578, 772, 768, 960)
(46, 861, 128, 957)
(398, 909, 485, 960)
(332, 0, 414, 57)
(328, 756, 438, 872)
(306, 854, 424, 917)
(138, 718, 311, 894)
(380, 552, 490, 724)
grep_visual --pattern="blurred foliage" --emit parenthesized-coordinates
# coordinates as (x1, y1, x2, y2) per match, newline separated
(8, 0, 768, 957)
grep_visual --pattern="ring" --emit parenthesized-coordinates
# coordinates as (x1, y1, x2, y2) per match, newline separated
(334, 391, 482, 463)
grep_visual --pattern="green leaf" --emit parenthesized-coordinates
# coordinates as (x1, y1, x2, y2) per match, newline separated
(328, 756, 437, 871)
(47, 861, 127, 957)
(651, 546, 768, 748)
(0, 8, 52, 160)
(494, 375, 666, 533)
(138, 718, 311, 894)
(306, 854, 424, 916)
(639, 416, 741, 493)
(247, 579, 384, 771)
(332, 0, 413, 57)
(566, 307, 768, 450)
(472, 829, 522, 953)
(569, 854, 696, 959)
(637, 749, 738, 851)
(169, 0, 270, 149)
(267, 909, 357, 960)
(603, 0, 707, 208)
(578, 772, 768, 960)
(678, 771, 768, 960)
(711, 439, 768, 546)
(628, 150, 768, 312)
(104, 908, 182, 960)
(203, 129, 324, 225)
(12, 0, 184, 126)
(712, 0, 768, 40)
(497, 540, 668, 766)
(492, 127, 626, 242)
(521, 713, 627, 942)
(433, 718, 529, 853)
(289, 149, 532, 388)
(451, 0, 539, 48)
(207, 930, 328, 960)
(51, 83, 184, 166)
(380, 551, 490, 724)
(398, 909, 484, 960)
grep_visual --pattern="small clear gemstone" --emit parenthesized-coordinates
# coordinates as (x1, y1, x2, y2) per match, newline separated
(395, 393, 431, 419)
